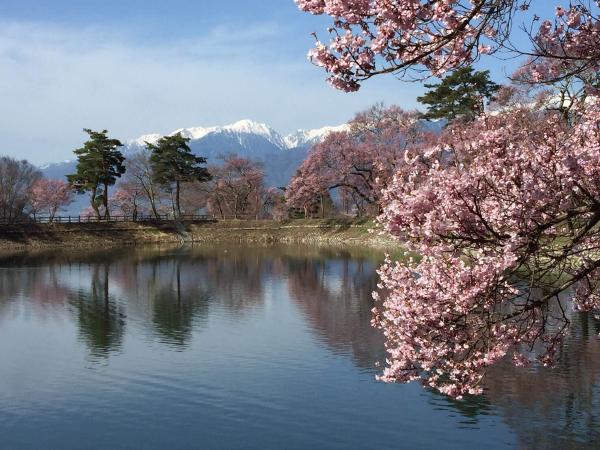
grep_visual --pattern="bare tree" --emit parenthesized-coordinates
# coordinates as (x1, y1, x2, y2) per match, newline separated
(124, 150, 162, 218)
(0, 157, 41, 222)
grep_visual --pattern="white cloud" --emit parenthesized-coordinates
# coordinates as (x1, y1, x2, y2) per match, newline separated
(0, 21, 424, 164)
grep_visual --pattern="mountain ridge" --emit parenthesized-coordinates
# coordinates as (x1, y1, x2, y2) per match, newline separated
(126, 119, 346, 152)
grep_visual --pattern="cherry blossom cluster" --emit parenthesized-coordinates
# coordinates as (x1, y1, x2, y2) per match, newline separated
(30, 178, 74, 220)
(286, 105, 435, 213)
(110, 183, 145, 217)
(296, 1, 600, 91)
(373, 103, 600, 397)
(296, 0, 525, 90)
(521, 3, 600, 84)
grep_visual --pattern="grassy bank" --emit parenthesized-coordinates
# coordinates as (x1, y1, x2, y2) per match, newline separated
(0, 218, 399, 251)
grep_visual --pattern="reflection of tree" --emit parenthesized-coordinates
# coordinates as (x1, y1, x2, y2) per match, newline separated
(482, 313, 600, 449)
(69, 264, 125, 359)
(31, 268, 70, 304)
(150, 261, 209, 348)
(0, 245, 388, 365)
(286, 256, 385, 370)
(0, 267, 37, 320)
(424, 391, 494, 427)
(0, 263, 71, 323)
(204, 252, 265, 315)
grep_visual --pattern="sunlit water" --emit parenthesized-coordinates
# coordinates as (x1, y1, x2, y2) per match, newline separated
(0, 245, 598, 449)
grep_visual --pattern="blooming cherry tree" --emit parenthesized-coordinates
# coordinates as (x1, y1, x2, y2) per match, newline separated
(295, 0, 600, 398)
(527, 3, 600, 85)
(110, 182, 147, 219)
(206, 155, 267, 219)
(30, 178, 73, 221)
(286, 105, 435, 215)
(373, 104, 600, 397)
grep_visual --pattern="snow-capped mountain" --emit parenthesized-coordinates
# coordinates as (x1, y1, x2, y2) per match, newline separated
(130, 120, 290, 150)
(124, 120, 351, 183)
(127, 119, 342, 152)
(283, 124, 349, 149)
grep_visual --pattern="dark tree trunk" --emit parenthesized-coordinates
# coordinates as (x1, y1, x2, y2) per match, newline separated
(103, 183, 110, 219)
(91, 186, 101, 220)
(103, 264, 109, 307)
(320, 194, 324, 218)
(142, 183, 160, 219)
(150, 197, 159, 219)
(175, 180, 181, 218)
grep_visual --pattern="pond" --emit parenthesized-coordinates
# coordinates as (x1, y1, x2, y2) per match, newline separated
(0, 245, 598, 449)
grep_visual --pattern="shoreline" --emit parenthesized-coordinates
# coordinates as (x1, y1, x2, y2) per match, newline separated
(0, 218, 399, 251)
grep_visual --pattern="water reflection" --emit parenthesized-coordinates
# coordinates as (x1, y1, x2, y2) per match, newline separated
(69, 264, 126, 359)
(0, 245, 597, 449)
(148, 261, 210, 348)
(484, 312, 600, 449)
(285, 255, 386, 370)
(0, 245, 386, 360)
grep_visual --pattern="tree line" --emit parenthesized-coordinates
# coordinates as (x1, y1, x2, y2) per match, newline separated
(0, 130, 291, 223)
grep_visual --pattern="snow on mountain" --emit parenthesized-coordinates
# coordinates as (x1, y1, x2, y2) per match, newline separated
(130, 133, 163, 147)
(38, 159, 74, 171)
(225, 119, 288, 148)
(283, 124, 349, 149)
(129, 120, 289, 151)
(127, 120, 345, 151)
(39, 159, 77, 180)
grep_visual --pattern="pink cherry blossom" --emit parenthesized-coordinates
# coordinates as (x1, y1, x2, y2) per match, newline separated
(296, 1, 600, 90)
(373, 103, 600, 397)
(286, 105, 435, 215)
(30, 178, 73, 221)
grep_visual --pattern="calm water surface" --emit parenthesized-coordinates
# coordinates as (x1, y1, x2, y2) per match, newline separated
(0, 245, 598, 449)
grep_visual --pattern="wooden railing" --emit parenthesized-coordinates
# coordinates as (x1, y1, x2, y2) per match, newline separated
(0, 214, 216, 225)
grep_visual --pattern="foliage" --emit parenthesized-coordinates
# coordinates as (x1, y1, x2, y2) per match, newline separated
(123, 150, 162, 218)
(148, 133, 211, 218)
(206, 155, 267, 219)
(109, 183, 147, 219)
(296, 0, 600, 400)
(417, 66, 500, 121)
(263, 187, 288, 220)
(286, 105, 435, 216)
(67, 129, 126, 219)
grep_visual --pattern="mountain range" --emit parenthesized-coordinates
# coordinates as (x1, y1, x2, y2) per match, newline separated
(40, 119, 349, 189)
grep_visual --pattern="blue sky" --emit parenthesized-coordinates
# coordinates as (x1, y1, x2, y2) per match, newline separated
(0, 1, 558, 164)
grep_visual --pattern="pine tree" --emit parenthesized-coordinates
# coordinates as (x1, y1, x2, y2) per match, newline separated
(67, 129, 126, 219)
(417, 67, 500, 122)
(148, 133, 211, 218)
